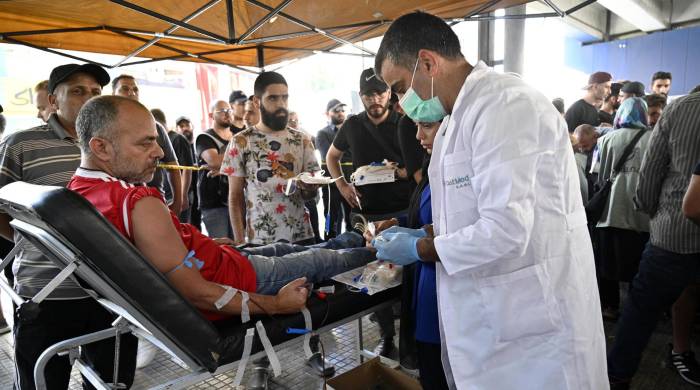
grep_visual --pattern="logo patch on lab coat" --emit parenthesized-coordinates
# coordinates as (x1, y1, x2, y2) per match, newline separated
(445, 174, 471, 189)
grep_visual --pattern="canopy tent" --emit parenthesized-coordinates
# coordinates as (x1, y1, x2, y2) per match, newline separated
(0, 0, 594, 73)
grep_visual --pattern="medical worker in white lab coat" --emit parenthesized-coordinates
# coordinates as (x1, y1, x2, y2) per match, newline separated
(372, 11, 608, 389)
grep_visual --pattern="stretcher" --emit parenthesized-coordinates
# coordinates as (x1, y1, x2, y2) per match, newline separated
(0, 182, 400, 389)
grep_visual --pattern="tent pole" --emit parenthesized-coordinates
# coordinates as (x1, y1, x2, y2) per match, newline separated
(109, 0, 228, 43)
(226, 0, 235, 41)
(238, 0, 294, 44)
(111, 0, 221, 67)
(1, 26, 105, 37)
(245, 0, 376, 55)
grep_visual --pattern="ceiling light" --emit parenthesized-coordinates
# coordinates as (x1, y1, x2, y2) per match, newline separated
(269, 16, 278, 24)
(597, 0, 666, 32)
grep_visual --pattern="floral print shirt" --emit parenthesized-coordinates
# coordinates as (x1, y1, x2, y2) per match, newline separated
(221, 127, 320, 244)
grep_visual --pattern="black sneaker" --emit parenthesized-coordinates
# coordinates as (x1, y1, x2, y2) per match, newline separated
(667, 344, 700, 386)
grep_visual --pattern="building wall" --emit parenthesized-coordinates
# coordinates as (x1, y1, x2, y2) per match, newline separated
(565, 26, 700, 96)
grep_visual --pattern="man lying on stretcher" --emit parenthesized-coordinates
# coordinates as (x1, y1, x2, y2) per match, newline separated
(68, 96, 375, 321)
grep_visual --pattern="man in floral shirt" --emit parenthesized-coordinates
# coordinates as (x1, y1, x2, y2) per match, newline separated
(223, 72, 320, 245)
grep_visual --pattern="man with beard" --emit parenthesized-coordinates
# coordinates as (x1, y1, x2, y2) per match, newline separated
(650, 71, 672, 97)
(176, 116, 201, 230)
(317, 99, 353, 238)
(197, 100, 234, 238)
(223, 72, 320, 246)
(645, 93, 667, 129)
(325, 68, 415, 358)
(565, 71, 612, 132)
(599, 82, 622, 125)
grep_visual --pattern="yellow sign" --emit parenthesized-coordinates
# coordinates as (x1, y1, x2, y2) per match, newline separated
(1, 78, 40, 116)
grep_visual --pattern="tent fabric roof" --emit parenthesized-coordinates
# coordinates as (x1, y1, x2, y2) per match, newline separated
(0, 0, 529, 71)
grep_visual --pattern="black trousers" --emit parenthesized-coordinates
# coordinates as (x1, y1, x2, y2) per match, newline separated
(416, 341, 449, 390)
(13, 298, 138, 390)
(321, 185, 351, 238)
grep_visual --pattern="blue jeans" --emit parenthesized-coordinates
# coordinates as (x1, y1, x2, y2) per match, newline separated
(608, 243, 700, 381)
(201, 207, 232, 238)
(243, 232, 374, 294)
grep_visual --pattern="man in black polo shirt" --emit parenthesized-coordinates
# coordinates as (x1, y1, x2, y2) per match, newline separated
(326, 68, 415, 358)
(0, 64, 137, 389)
(565, 71, 612, 132)
(317, 99, 353, 238)
(197, 100, 234, 238)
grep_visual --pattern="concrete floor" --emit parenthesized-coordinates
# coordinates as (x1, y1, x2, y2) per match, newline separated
(0, 312, 695, 389)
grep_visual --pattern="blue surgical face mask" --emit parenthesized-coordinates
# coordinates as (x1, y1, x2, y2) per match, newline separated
(399, 58, 447, 123)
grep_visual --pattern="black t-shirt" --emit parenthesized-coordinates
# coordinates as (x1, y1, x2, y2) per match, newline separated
(333, 111, 414, 215)
(565, 99, 600, 132)
(147, 122, 178, 200)
(195, 129, 229, 209)
(230, 124, 246, 135)
(695, 162, 700, 175)
(397, 115, 427, 181)
(164, 130, 195, 201)
(598, 110, 614, 125)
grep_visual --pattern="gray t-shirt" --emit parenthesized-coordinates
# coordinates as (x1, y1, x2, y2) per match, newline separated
(0, 114, 88, 299)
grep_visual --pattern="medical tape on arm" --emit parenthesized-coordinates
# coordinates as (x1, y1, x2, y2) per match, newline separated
(214, 285, 238, 310)
(239, 291, 250, 323)
(301, 307, 313, 359)
(256, 320, 282, 377)
(214, 285, 251, 323)
(166, 250, 204, 276)
(232, 327, 256, 387)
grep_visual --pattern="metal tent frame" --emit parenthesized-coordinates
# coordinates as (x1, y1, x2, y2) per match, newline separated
(0, 0, 598, 72)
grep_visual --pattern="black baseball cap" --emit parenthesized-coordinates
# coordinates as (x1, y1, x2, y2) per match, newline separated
(326, 99, 346, 112)
(229, 90, 247, 104)
(48, 63, 110, 94)
(359, 68, 388, 95)
(175, 116, 191, 126)
(621, 81, 645, 97)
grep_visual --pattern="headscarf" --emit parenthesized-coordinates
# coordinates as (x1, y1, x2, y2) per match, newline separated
(613, 97, 648, 130)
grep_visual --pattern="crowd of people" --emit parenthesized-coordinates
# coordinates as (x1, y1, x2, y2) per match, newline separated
(0, 9, 699, 390)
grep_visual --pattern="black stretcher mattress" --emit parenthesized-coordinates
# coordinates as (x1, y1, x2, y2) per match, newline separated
(0, 183, 400, 372)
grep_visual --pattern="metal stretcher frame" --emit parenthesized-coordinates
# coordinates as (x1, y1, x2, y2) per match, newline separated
(0, 184, 398, 390)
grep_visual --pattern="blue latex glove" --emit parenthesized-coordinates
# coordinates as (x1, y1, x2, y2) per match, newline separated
(372, 232, 421, 265)
(378, 226, 427, 238)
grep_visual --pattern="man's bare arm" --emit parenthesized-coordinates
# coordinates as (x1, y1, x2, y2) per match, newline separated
(326, 145, 360, 208)
(200, 148, 224, 171)
(164, 167, 183, 214)
(131, 196, 307, 315)
(228, 176, 247, 244)
(181, 170, 192, 211)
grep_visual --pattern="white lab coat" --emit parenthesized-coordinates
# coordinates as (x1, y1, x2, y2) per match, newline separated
(429, 62, 608, 390)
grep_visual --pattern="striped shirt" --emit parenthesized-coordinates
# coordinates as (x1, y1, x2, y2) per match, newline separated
(635, 93, 700, 254)
(0, 114, 88, 299)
